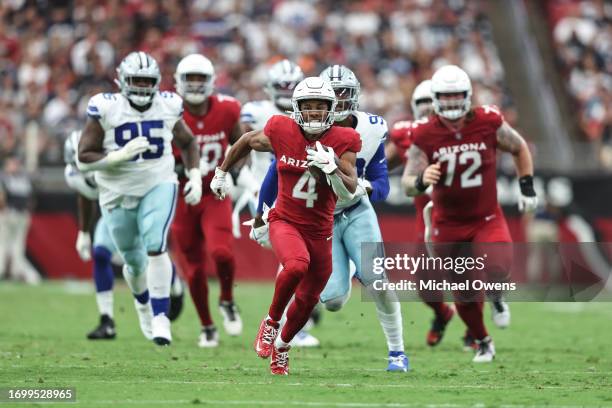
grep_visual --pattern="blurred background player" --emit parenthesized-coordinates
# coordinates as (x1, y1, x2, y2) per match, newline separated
(241, 60, 320, 348)
(64, 130, 185, 340)
(255, 65, 408, 371)
(402, 65, 538, 362)
(211, 77, 361, 375)
(0, 156, 39, 285)
(171, 54, 243, 348)
(78, 51, 201, 346)
(387, 80, 457, 347)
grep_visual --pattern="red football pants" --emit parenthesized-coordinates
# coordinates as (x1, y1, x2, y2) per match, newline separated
(267, 218, 332, 344)
(170, 194, 235, 327)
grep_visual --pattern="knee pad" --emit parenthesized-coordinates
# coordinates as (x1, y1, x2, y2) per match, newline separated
(283, 258, 309, 279)
(323, 295, 347, 312)
(93, 246, 112, 264)
(211, 247, 234, 265)
(122, 250, 147, 276)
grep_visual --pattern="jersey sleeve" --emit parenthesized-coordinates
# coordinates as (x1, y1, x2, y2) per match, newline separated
(257, 159, 278, 213)
(240, 102, 258, 126)
(364, 143, 390, 203)
(339, 128, 362, 156)
(86, 93, 113, 129)
(159, 91, 184, 126)
(263, 115, 285, 154)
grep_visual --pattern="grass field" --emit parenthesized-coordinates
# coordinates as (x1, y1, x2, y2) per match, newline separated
(1, 281, 611, 408)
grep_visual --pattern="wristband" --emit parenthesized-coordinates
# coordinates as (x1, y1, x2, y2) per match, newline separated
(415, 171, 428, 192)
(519, 175, 536, 197)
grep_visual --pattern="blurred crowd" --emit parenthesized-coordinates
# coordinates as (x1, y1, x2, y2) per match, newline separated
(547, 0, 612, 165)
(0, 0, 513, 170)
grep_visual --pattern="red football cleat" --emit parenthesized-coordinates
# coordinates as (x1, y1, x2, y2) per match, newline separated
(270, 345, 290, 375)
(426, 305, 455, 347)
(254, 317, 279, 358)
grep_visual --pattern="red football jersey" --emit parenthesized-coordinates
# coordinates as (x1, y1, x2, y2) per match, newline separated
(173, 94, 241, 194)
(410, 105, 504, 224)
(390, 119, 430, 237)
(265, 115, 362, 239)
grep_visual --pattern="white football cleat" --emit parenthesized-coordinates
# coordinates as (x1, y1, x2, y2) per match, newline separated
(133, 300, 153, 340)
(198, 326, 219, 348)
(472, 337, 496, 363)
(219, 301, 243, 336)
(152, 314, 172, 346)
(490, 299, 511, 329)
(290, 330, 320, 348)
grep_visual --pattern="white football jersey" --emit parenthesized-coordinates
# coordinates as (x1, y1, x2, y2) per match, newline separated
(86, 91, 182, 208)
(335, 110, 388, 212)
(240, 100, 283, 181)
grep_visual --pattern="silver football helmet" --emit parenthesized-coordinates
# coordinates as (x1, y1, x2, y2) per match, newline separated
(264, 59, 304, 111)
(319, 64, 360, 121)
(115, 51, 161, 106)
(292, 77, 337, 135)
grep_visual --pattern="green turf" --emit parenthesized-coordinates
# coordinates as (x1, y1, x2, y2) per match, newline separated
(1, 281, 611, 408)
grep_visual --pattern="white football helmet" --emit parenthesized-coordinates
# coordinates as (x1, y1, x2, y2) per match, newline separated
(115, 51, 160, 106)
(264, 59, 304, 111)
(431, 65, 472, 120)
(292, 77, 337, 135)
(175, 54, 215, 104)
(411, 79, 434, 120)
(319, 64, 360, 122)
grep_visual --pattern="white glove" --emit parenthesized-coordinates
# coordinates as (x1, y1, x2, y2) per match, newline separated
(107, 136, 150, 165)
(200, 159, 212, 177)
(356, 178, 372, 198)
(306, 141, 337, 174)
(210, 167, 230, 199)
(76, 231, 92, 261)
(242, 204, 272, 248)
(184, 168, 202, 206)
(518, 194, 538, 213)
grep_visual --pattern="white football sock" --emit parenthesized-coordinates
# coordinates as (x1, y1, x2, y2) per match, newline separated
(96, 290, 114, 318)
(147, 253, 172, 300)
(122, 265, 147, 297)
(274, 335, 290, 349)
(368, 284, 404, 352)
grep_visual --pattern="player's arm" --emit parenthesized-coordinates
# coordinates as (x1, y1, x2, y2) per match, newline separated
(173, 119, 203, 205)
(385, 141, 403, 171)
(326, 151, 358, 200)
(229, 121, 243, 144)
(496, 121, 537, 212)
(75, 194, 97, 261)
(364, 143, 390, 202)
(401, 144, 440, 196)
(211, 129, 273, 198)
(254, 159, 279, 227)
(78, 117, 152, 171)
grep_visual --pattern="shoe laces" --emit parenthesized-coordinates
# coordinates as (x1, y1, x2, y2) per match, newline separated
(388, 354, 406, 366)
(262, 323, 278, 345)
(274, 348, 289, 366)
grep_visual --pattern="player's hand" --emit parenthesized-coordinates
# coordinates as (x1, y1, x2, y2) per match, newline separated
(199, 159, 212, 177)
(75, 231, 92, 261)
(184, 168, 202, 206)
(210, 167, 230, 199)
(306, 141, 337, 174)
(107, 136, 150, 165)
(243, 211, 272, 248)
(422, 162, 442, 186)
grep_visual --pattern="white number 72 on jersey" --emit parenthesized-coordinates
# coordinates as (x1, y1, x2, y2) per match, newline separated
(439, 151, 482, 188)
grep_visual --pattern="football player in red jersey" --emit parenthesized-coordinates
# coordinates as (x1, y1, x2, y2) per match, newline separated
(211, 77, 361, 375)
(170, 54, 243, 348)
(401, 65, 538, 362)
(388, 80, 456, 347)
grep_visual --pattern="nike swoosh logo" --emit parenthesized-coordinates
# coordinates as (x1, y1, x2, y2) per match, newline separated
(485, 214, 496, 222)
(379, 158, 386, 163)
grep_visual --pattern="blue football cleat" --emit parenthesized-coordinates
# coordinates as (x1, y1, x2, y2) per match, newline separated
(387, 351, 410, 372)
